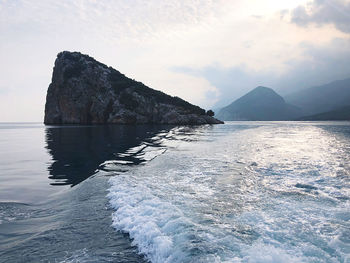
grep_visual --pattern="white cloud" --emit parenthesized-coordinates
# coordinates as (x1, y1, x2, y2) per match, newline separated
(0, 0, 348, 121)
(291, 0, 350, 33)
(176, 37, 350, 108)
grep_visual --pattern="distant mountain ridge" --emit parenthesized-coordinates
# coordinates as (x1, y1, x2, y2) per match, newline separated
(285, 78, 350, 116)
(298, 106, 350, 121)
(217, 86, 302, 121)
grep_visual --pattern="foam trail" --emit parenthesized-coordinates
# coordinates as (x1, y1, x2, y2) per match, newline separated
(108, 175, 191, 263)
(107, 122, 350, 263)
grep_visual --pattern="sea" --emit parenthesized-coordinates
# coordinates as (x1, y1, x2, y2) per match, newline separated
(0, 121, 349, 263)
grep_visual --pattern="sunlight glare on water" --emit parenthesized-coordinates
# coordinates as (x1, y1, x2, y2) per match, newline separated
(107, 122, 350, 263)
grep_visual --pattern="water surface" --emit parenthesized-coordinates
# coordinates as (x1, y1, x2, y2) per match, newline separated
(0, 122, 349, 262)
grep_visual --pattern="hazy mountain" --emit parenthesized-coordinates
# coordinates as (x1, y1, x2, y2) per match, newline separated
(298, 106, 350, 121)
(217, 86, 303, 121)
(212, 107, 222, 115)
(285, 78, 350, 115)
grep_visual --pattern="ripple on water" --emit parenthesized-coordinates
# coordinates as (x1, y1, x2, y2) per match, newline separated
(0, 202, 32, 224)
(106, 122, 350, 263)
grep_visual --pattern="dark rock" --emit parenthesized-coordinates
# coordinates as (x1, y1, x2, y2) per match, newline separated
(44, 51, 223, 125)
(206, 110, 215, 117)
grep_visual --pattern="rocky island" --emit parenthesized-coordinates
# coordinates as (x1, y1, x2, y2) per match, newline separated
(44, 51, 223, 125)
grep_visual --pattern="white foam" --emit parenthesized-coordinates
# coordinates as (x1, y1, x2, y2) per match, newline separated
(108, 175, 191, 263)
(106, 123, 350, 263)
(237, 243, 306, 263)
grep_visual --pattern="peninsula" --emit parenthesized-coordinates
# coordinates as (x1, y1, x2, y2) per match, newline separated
(44, 51, 223, 125)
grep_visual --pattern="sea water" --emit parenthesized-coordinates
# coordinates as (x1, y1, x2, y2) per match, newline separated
(0, 122, 349, 262)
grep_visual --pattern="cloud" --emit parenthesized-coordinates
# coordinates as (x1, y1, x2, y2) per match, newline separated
(0, 0, 227, 121)
(0, 0, 226, 42)
(174, 37, 350, 107)
(0, 0, 348, 120)
(291, 0, 350, 33)
(0, 86, 9, 95)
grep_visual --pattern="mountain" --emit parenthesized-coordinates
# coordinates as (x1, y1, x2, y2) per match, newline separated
(216, 86, 303, 121)
(44, 51, 223, 125)
(212, 107, 222, 116)
(285, 78, 350, 115)
(298, 106, 350, 121)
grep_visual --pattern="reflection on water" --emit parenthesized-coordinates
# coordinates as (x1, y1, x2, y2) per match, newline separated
(1, 124, 187, 263)
(1, 122, 350, 262)
(45, 125, 175, 186)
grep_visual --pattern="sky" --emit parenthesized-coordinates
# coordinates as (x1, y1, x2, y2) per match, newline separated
(1, 0, 350, 121)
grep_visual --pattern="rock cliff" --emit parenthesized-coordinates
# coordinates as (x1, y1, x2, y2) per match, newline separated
(44, 51, 223, 125)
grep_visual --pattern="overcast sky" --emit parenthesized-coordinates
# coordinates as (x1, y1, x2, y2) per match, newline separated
(1, 0, 350, 121)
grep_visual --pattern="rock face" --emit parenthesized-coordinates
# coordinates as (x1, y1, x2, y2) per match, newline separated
(217, 86, 303, 121)
(44, 51, 223, 125)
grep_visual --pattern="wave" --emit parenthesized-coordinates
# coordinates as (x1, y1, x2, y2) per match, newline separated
(0, 202, 32, 224)
(108, 174, 192, 263)
(106, 123, 350, 263)
(107, 174, 313, 263)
